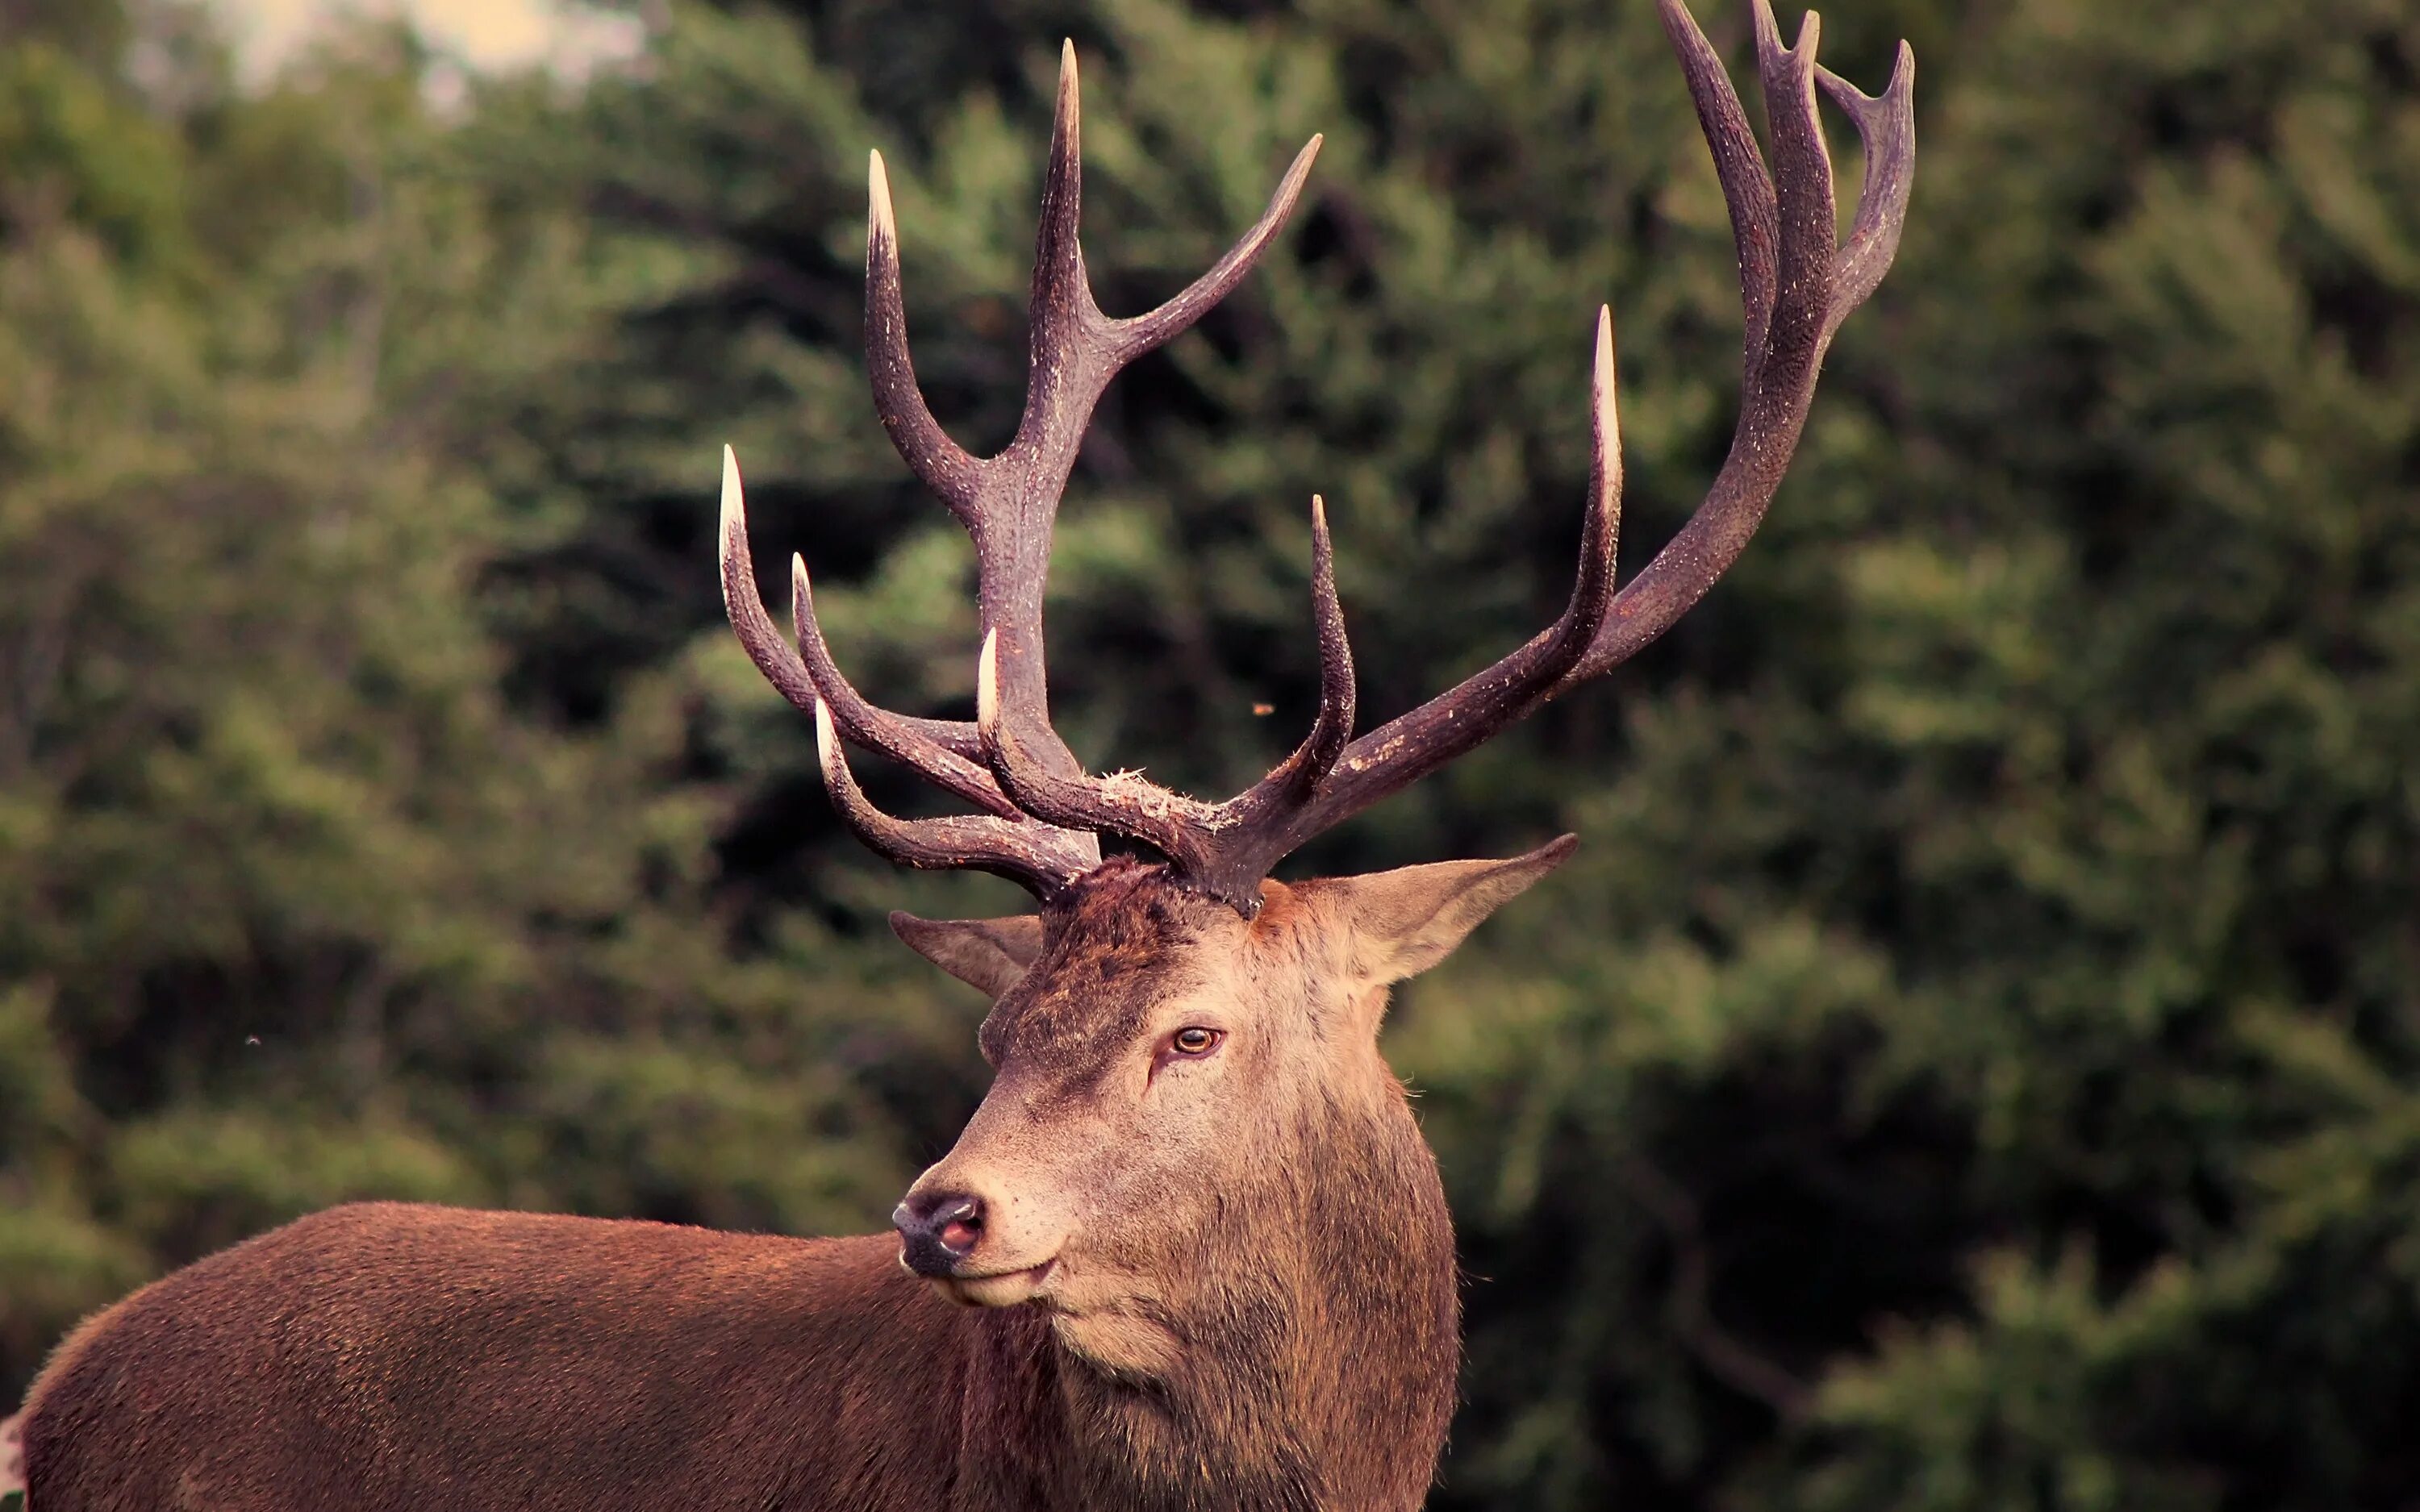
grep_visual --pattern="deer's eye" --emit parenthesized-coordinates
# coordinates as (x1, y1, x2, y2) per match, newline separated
(1170, 1027, 1222, 1057)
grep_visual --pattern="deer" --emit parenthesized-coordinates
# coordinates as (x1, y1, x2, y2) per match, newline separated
(9, 3, 1912, 1507)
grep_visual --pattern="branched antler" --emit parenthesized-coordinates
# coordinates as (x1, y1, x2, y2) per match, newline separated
(1200, 0, 1917, 891)
(720, 43, 1316, 899)
(721, 4, 1915, 912)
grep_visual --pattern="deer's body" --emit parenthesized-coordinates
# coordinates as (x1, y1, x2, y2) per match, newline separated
(23, 868, 1462, 1512)
(13, 5, 1914, 1506)
(22, 1198, 1445, 1512)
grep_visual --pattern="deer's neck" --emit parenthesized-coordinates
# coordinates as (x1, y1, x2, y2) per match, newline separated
(958, 1087, 1459, 1511)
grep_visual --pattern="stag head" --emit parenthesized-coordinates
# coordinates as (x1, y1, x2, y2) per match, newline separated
(717, 0, 1913, 1456)
(888, 845, 1569, 1374)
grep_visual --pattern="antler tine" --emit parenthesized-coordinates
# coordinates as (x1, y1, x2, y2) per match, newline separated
(866, 152, 986, 523)
(814, 702, 1098, 898)
(1817, 44, 1917, 336)
(719, 448, 824, 720)
(1008, 39, 1099, 464)
(720, 447, 1018, 821)
(1105, 134, 1324, 363)
(1756, 1, 1837, 363)
(789, 555, 1020, 813)
(1264, 494, 1358, 800)
(1174, 495, 1360, 906)
(1658, 0, 1779, 375)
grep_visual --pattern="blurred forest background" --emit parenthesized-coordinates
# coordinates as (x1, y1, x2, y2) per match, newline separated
(3, 0, 2417, 1506)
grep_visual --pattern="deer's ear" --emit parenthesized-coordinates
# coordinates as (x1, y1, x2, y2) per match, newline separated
(889, 912, 1047, 997)
(1311, 835, 1577, 986)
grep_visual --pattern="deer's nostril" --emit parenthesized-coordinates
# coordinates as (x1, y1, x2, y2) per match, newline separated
(896, 1191, 987, 1277)
(929, 1196, 983, 1256)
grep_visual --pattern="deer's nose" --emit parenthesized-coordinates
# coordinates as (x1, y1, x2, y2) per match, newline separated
(894, 1191, 985, 1277)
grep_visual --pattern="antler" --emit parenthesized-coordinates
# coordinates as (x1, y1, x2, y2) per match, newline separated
(721, 3, 1915, 914)
(720, 42, 1320, 900)
(1170, 0, 1917, 906)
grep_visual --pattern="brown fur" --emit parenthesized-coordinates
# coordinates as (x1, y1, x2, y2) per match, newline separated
(20, 851, 1567, 1510)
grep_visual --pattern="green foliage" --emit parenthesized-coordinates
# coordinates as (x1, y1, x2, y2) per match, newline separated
(4, 0, 2416, 1509)
(0, 2, 951, 1407)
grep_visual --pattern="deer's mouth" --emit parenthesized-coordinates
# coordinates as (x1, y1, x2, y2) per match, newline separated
(937, 1256, 1058, 1308)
